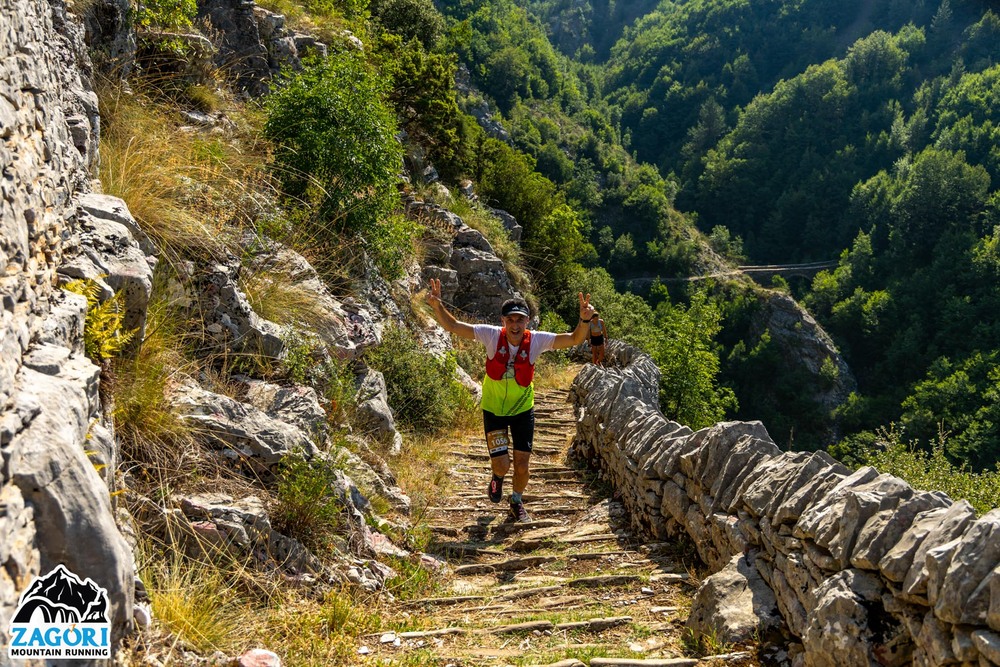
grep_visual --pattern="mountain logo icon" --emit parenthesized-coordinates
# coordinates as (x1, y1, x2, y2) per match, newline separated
(7, 564, 112, 660)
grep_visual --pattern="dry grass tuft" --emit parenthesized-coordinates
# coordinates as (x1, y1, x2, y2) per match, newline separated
(96, 76, 275, 266)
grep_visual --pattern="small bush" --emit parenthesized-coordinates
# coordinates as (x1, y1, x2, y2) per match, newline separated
(365, 324, 474, 432)
(857, 426, 1000, 514)
(264, 54, 402, 240)
(453, 335, 486, 382)
(134, 0, 197, 32)
(278, 331, 356, 424)
(272, 452, 345, 554)
(382, 554, 440, 600)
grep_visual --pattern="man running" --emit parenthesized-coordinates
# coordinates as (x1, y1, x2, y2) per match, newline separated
(424, 278, 596, 522)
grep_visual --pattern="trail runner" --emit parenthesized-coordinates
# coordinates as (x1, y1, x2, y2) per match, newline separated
(425, 278, 596, 522)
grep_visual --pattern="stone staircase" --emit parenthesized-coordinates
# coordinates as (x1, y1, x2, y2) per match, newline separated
(359, 377, 759, 666)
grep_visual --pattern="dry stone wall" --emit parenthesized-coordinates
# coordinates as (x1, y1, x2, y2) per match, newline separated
(2, 0, 135, 658)
(569, 340, 1000, 667)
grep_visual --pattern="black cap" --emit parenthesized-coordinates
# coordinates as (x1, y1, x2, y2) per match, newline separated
(501, 298, 530, 317)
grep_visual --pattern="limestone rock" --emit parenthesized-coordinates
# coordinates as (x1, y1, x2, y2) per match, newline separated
(899, 501, 976, 603)
(751, 292, 856, 443)
(991, 564, 1000, 632)
(935, 509, 1000, 624)
(485, 206, 522, 242)
(197, 0, 271, 96)
(242, 378, 329, 444)
(7, 363, 134, 643)
(803, 569, 912, 667)
(171, 381, 319, 469)
(449, 246, 520, 318)
(246, 240, 384, 357)
(198, 261, 285, 359)
(687, 554, 783, 644)
(972, 630, 1000, 664)
(59, 194, 156, 340)
(326, 446, 411, 514)
(80, 0, 137, 75)
(914, 610, 957, 665)
(879, 505, 953, 583)
(354, 367, 403, 455)
(851, 491, 950, 571)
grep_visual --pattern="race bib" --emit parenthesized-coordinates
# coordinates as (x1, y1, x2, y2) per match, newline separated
(486, 429, 510, 458)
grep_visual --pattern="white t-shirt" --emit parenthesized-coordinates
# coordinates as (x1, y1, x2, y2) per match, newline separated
(473, 325, 557, 376)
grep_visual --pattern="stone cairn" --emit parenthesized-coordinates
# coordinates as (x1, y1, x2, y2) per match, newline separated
(569, 339, 1000, 667)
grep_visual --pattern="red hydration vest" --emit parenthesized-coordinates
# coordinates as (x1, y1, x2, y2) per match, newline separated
(485, 328, 534, 387)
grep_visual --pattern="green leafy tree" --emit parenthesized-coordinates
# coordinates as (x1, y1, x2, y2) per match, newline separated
(900, 352, 1000, 471)
(376, 35, 463, 170)
(369, 0, 444, 48)
(652, 290, 737, 429)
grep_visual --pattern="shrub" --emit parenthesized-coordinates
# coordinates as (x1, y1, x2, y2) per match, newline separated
(364, 324, 473, 432)
(264, 54, 402, 239)
(857, 426, 1000, 514)
(369, 0, 444, 48)
(272, 452, 346, 554)
(134, 0, 197, 31)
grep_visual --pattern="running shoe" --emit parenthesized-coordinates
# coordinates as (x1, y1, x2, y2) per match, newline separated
(488, 475, 503, 503)
(508, 500, 531, 523)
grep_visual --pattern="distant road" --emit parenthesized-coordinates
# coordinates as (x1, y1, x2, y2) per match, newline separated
(615, 260, 839, 286)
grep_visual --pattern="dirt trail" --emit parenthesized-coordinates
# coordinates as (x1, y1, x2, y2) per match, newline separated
(362, 371, 758, 666)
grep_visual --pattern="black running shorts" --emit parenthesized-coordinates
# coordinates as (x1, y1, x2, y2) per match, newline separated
(483, 408, 535, 454)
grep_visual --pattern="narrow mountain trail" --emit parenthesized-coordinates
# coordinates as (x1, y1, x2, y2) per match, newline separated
(363, 369, 757, 667)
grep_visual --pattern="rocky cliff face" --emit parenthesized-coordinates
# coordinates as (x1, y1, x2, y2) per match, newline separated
(1, 0, 135, 654)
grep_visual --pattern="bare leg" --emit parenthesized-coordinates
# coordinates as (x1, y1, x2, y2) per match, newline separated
(511, 450, 531, 494)
(491, 452, 511, 478)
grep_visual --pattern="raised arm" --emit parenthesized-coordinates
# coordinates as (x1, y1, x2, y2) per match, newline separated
(552, 292, 596, 350)
(424, 278, 476, 340)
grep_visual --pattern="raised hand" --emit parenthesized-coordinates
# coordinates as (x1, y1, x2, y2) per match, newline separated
(578, 292, 595, 322)
(425, 278, 442, 307)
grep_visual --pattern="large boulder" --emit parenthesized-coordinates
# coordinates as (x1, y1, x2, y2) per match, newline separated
(197, 260, 286, 359)
(751, 292, 856, 444)
(353, 367, 403, 455)
(687, 553, 784, 644)
(6, 355, 135, 645)
(196, 0, 271, 96)
(170, 381, 319, 471)
(240, 378, 329, 445)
